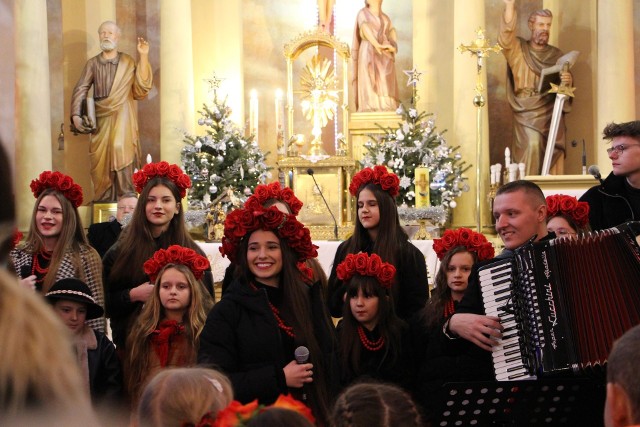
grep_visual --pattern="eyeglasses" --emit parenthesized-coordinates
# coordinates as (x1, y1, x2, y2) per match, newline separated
(606, 143, 640, 155)
(551, 228, 577, 237)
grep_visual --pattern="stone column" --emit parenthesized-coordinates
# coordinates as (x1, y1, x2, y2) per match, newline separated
(452, 0, 491, 231)
(160, 0, 195, 165)
(14, 0, 52, 230)
(596, 0, 635, 175)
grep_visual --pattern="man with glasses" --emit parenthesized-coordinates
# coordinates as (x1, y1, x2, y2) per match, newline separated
(87, 192, 137, 258)
(580, 121, 640, 231)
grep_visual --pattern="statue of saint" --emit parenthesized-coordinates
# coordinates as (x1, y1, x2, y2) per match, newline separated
(70, 21, 153, 202)
(499, 0, 573, 175)
(351, 0, 399, 112)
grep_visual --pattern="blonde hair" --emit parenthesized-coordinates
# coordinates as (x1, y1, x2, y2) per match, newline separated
(137, 367, 233, 427)
(124, 264, 213, 399)
(0, 269, 94, 422)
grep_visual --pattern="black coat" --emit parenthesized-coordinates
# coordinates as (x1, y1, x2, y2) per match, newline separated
(327, 239, 429, 320)
(579, 172, 639, 231)
(87, 220, 122, 258)
(198, 279, 337, 407)
(88, 329, 124, 404)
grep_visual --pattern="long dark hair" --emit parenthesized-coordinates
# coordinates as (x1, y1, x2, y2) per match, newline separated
(422, 246, 477, 329)
(345, 183, 408, 297)
(109, 176, 201, 286)
(235, 230, 334, 423)
(339, 275, 403, 376)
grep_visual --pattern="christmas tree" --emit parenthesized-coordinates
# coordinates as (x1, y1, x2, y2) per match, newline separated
(360, 103, 470, 210)
(181, 93, 271, 210)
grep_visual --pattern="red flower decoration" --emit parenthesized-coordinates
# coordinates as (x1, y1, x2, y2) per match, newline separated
(297, 262, 314, 283)
(245, 182, 303, 216)
(269, 394, 315, 424)
(30, 171, 83, 208)
(133, 161, 192, 198)
(336, 252, 396, 289)
(349, 165, 400, 198)
(545, 194, 590, 228)
(433, 228, 495, 262)
(219, 205, 318, 264)
(143, 245, 210, 281)
(212, 400, 260, 427)
(12, 229, 23, 249)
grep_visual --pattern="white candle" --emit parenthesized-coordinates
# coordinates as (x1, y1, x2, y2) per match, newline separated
(518, 163, 526, 180)
(495, 163, 502, 185)
(250, 89, 259, 142)
(490, 164, 496, 185)
(508, 163, 518, 182)
(146, 154, 152, 164)
(275, 89, 283, 153)
(505, 147, 511, 168)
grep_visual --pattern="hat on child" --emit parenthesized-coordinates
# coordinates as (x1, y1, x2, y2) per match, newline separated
(44, 278, 104, 320)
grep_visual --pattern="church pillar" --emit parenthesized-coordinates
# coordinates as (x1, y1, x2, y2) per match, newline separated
(596, 0, 635, 175)
(160, 1, 195, 165)
(14, 0, 52, 230)
(451, 0, 491, 231)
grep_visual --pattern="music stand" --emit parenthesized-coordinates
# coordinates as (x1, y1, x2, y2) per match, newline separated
(434, 378, 605, 426)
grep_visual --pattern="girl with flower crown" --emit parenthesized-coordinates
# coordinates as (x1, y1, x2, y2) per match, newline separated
(545, 194, 591, 237)
(335, 252, 413, 390)
(328, 165, 429, 321)
(221, 181, 327, 301)
(103, 161, 214, 349)
(411, 227, 494, 422)
(198, 204, 336, 425)
(123, 245, 214, 405)
(9, 171, 106, 331)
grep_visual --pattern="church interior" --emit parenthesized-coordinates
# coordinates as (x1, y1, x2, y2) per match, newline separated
(1, 0, 640, 234)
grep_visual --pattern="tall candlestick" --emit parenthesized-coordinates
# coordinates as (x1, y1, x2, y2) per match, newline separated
(250, 89, 259, 143)
(275, 89, 284, 156)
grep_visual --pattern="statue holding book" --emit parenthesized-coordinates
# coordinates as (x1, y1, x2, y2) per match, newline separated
(499, 0, 574, 175)
(70, 21, 153, 202)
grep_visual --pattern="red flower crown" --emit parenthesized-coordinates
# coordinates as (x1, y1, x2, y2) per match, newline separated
(133, 161, 192, 198)
(199, 394, 314, 427)
(143, 245, 210, 282)
(30, 171, 84, 208)
(433, 227, 495, 262)
(545, 194, 590, 228)
(336, 252, 396, 289)
(220, 205, 318, 264)
(349, 165, 400, 198)
(245, 182, 303, 216)
(12, 229, 23, 249)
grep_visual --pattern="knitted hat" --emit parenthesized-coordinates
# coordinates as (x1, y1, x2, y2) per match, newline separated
(45, 278, 104, 320)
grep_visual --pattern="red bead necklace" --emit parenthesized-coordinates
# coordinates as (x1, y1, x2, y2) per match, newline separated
(443, 297, 455, 318)
(250, 283, 295, 339)
(357, 325, 384, 351)
(31, 249, 52, 286)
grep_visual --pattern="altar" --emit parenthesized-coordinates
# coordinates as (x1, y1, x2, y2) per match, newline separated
(198, 239, 440, 288)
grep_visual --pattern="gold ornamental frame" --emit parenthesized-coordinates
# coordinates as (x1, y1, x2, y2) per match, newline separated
(283, 29, 351, 153)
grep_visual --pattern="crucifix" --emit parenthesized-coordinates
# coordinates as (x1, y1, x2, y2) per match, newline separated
(414, 166, 430, 208)
(458, 28, 501, 232)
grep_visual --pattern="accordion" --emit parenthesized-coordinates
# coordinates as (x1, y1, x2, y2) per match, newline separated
(479, 222, 640, 381)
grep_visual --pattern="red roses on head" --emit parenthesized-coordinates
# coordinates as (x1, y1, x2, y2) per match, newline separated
(30, 171, 84, 208)
(207, 394, 314, 427)
(245, 182, 303, 216)
(349, 165, 400, 198)
(545, 194, 590, 228)
(336, 252, 396, 289)
(143, 245, 210, 282)
(220, 205, 318, 264)
(433, 228, 495, 262)
(133, 161, 192, 198)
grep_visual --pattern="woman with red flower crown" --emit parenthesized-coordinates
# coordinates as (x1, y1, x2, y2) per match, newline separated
(9, 170, 106, 332)
(335, 252, 414, 391)
(410, 227, 495, 423)
(545, 194, 591, 238)
(328, 165, 429, 322)
(123, 245, 213, 406)
(103, 161, 214, 350)
(198, 204, 336, 426)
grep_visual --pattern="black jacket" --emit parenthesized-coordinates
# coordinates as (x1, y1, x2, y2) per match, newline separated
(89, 329, 124, 404)
(327, 239, 429, 320)
(579, 172, 639, 231)
(88, 220, 122, 258)
(198, 279, 337, 408)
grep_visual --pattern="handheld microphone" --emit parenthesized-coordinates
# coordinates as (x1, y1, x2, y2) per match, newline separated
(588, 165, 604, 186)
(294, 346, 310, 401)
(307, 168, 339, 240)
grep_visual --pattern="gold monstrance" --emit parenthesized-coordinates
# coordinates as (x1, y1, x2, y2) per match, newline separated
(458, 28, 501, 232)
